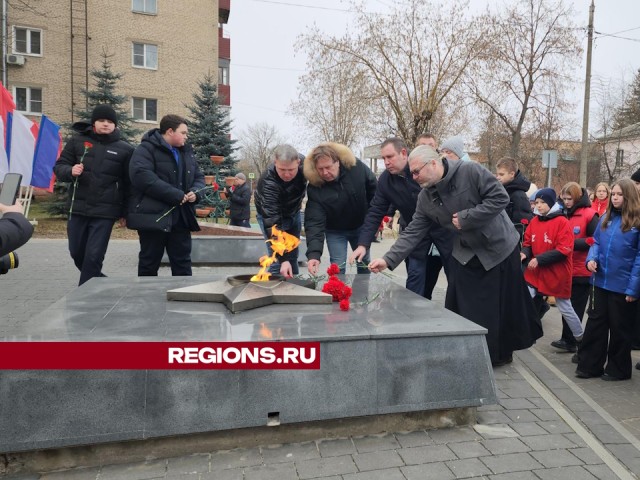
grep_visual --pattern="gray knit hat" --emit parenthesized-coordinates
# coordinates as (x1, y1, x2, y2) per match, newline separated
(440, 136, 465, 159)
(235, 173, 246, 181)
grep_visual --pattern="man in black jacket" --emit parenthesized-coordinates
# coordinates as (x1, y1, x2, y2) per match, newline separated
(53, 104, 134, 285)
(226, 173, 251, 227)
(254, 144, 307, 277)
(305, 142, 377, 275)
(350, 137, 453, 296)
(127, 114, 205, 276)
(0, 203, 33, 257)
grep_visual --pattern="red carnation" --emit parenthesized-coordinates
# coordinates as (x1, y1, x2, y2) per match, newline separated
(213, 181, 219, 192)
(585, 237, 595, 246)
(521, 218, 529, 225)
(83, 142, 93, 149)
(327, 263, 340, 275)
(339, 299, 350, 311)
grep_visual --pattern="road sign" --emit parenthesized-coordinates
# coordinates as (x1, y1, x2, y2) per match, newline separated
(542, 150, 558, 169)
(248, 173, 255, 179)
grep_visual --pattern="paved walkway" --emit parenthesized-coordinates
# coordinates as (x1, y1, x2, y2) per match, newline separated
(2, 236, 640, 479)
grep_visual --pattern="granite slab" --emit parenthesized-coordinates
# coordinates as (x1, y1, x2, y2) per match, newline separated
(0, 274, 497, 453)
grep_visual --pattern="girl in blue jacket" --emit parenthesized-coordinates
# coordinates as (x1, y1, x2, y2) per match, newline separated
(576, 179, 640, 380)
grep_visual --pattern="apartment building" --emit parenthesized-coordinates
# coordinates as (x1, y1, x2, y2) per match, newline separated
(2, 0, 231, 137)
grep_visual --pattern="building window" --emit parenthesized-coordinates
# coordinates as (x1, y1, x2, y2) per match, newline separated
(14, 87, 42, 114)
(132, 98, 157, 122)
(218, 66, 229, 85)
(132, 43, 157, 69)
(13, 27, 42, 55)
(616, 148, 624, 168)
(132, 0, 157, 14)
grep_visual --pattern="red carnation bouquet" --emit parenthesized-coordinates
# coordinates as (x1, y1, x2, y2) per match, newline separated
(321, 263, 352, 311)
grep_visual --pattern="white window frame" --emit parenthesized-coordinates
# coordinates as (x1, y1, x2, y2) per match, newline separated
(12, 26, 43, 56)
(218, 65, 229, 85)
(132, 42, 158, 70)
(14, 86, 43, 115)
(132, 97, 157, 122)
(132, 0, 157, 15)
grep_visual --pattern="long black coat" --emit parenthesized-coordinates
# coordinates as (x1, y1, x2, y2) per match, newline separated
(127, 129, 205, 232)
(53, 122, 133, 219)
(228, 182, 251, 221)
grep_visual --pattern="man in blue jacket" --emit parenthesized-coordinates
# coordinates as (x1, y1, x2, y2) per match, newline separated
(350, 137, 453, 297)
(127, 114, 205, 276)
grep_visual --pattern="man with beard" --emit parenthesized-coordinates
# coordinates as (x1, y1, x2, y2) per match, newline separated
(369, 145, 542, 366)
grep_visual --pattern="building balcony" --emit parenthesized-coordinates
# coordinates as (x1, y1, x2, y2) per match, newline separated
(219, 34, 230, 60)
(218, 84, 230, 106)
(219, 0, 230, 23)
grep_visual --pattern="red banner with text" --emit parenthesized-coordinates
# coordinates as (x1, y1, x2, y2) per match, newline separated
(0, 342, 321, 370)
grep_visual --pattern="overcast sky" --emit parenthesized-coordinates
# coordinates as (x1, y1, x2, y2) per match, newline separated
(228, 0, 640, 151)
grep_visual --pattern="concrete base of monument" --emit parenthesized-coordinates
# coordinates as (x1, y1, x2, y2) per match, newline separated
(2, 408, 475, 476)
(162, 225, 308, 265)
(0, 275, 497, 460)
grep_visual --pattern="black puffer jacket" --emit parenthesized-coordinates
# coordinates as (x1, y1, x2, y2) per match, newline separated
(254, 163, 306, 232)
(303, 143, 377, 261)
(127, 129, 205, 232)
(503, 170, 533, 225)
(228, 182, 251, 221)
(53, 122, 133, 219)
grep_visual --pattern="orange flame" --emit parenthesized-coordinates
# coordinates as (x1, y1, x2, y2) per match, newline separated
(259, 322, 284, 339)
(251, 225, 301, 281)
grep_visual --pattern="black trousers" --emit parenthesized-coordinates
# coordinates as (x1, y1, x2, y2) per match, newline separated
(578, 286, 636, 379)
(137, 230, 192, 276)
(560, 280, 591, 345)
(67, 215, 114, 285)
(423, 253, 443, 300)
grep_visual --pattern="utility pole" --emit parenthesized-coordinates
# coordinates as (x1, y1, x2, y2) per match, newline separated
(579, 0, 595, 186)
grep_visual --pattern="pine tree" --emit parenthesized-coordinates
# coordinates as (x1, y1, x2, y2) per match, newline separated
(186, 73, 237, 176)
(70, 50, 141, 143)
(48, 50, 141, 217)
(614, 69, 640, 130)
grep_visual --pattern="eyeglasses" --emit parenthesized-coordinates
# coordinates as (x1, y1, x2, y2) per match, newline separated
(410, 163, 428, 176)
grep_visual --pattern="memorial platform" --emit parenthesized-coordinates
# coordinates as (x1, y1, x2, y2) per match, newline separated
(0, 274, 497, 454)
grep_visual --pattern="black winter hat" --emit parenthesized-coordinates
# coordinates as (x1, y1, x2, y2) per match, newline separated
(631, 168, 640, 183)
(91, 104, 118, 126)
(534, 187, 557, 209)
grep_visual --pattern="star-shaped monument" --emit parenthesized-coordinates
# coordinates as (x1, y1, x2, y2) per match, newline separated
(167, 275, 332, 313)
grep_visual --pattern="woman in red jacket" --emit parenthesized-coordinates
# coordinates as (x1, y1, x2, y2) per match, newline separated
(592, 182, 610, 217)
(550, 182, 599, 354)
(521, 188, 584, 342)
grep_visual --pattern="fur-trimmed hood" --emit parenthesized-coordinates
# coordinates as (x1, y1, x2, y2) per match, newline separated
(304, 142, 357, 187)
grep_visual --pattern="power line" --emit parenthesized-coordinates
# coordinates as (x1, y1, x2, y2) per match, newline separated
(234, 101, 288, 113)
(594, 31, 640, 43)
(248, 0, 353, 13)
(233, 63, 305, 72)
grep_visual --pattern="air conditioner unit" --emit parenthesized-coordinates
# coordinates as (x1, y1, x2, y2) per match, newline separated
(7, 54, 25, 66)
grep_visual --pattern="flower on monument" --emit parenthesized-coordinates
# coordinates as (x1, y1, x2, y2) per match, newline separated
(321, 265, 352, 309)
(213, 181, 219, 192)
(327, 263, 340, 276)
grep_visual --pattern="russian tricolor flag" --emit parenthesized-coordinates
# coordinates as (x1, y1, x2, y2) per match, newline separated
(0, 82, 61, 192)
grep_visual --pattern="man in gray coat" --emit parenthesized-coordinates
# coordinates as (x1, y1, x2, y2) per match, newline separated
(369, 145, 542, 366)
